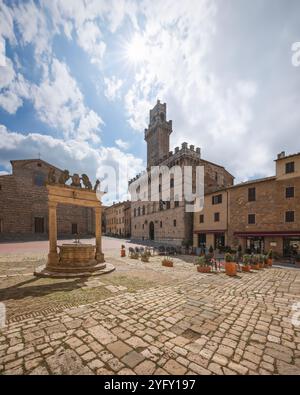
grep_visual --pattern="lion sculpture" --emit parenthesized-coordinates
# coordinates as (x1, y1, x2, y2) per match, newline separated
(58, 170, 70, 185)
(81, 174, 93, 190)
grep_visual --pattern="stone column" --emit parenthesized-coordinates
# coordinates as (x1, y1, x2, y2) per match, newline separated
(47, 201, 59, 267)
(95, 205, 105, 263)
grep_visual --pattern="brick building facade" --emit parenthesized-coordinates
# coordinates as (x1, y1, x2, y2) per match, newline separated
(0, 159, 95, 240)
(129, 101, 234, 245)
(193, 151, 300, 257)
(104, 201, 131, 237)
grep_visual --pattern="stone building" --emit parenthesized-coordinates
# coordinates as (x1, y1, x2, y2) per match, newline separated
(129, 100, 234, 245)
(193, 151, 300, 257)
(104, 201, 131, 237)
(0, 159, 95, 240)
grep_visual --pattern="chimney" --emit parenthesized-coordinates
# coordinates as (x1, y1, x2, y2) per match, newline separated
(182, 142, 188, 149)
(277, 151, 286, 159)
(196, 147, 201, 156)
(190, 145, 194, 151)
(175, 146, 179, 153)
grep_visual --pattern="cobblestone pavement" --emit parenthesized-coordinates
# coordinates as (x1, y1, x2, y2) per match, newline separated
(1, 254, 300, 375)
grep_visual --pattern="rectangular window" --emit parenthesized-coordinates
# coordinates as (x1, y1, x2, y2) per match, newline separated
(34, 217, 44, 233)
(214, 212, 220, 222)
(72, 223, 78, 234)
(0, 218, 3, 233)
(174, 220, 177, 227)
(285, 211, 295, 223)
(248, 214, 256, 224)
(34, 172, 46, 187)
(170, 178, 174, 188)
(160, 221, 162, 228)
(212, 194, 222, 205)
(248, 187, 256, 202)
(166, 201, 171, 209)
(286, 162, 295, 174)
(286, 187, 295, 198)
(199, 214, 204, 223)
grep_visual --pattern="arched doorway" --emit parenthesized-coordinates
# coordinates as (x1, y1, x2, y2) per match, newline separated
(149, 221, 155, 240)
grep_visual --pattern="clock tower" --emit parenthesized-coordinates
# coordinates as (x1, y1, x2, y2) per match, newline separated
(144, 100, 173, 168)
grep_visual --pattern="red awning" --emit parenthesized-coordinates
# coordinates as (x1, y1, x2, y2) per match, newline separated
(234, 231, 300, 237)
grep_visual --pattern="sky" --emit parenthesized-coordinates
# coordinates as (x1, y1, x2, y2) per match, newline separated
(0, 0, 300, 204)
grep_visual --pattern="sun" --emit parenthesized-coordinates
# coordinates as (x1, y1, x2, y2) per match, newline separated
(125, 34, 147, 65)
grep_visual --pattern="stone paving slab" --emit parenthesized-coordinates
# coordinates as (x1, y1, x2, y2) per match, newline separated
(0, 259, 300, 375)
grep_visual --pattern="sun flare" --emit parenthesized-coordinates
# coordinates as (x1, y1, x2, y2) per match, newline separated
(125, 34, 147, 65)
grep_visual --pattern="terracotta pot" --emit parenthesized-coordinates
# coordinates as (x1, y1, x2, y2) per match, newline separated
(267, 258, 273, 267)
(251, 264, 260, 270)
(162, 260, 173, 268)
(120, 249, 126, 257)
(258, 262, 264, 269)
(225, 262, 237, 276)
(197, 266, 211, 273)
(242, 265, 251, 272)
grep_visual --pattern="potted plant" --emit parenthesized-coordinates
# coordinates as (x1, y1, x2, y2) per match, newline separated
(250, 254, 260, 270)
(129, 251, 139, 259)
(141, 252, 150, 262)
(242, 254, 251, 272)
(224, 253, 237, 276)
(162, 256, 174, 267)
(258, 254, 265, 269)
(195, 256, 212, 273)
(120, 244, 126, 257)
(267, 250, 273, 267)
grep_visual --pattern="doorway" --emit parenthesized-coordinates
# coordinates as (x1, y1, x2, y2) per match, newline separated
(34, 217, 44, 233)
(246, 237, 264, 253)
(71, 223, 78, 234)
(149, 221, 155, 240)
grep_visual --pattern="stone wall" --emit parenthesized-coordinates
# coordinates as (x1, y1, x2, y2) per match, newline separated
(0, 159, 95, 240)
(228, 176, 300, 250)
(193, 153, 300, 256)
(130, 149, 233, 245)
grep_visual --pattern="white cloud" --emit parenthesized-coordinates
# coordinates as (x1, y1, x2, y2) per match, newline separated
(31, 58, 103, 142)
(0, 57, 31, 114)
(121, 0, 300, 182)
(115, 139, 129, 150)
(76, 21, 106, 66)
(104, 76, 123, 101)
(0, 124, 144, 204)
(0, 37, 5, 67)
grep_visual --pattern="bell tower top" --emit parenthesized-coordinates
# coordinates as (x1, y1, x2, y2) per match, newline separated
(145, 100, 173, 168)
(149, 100, 167, 125)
